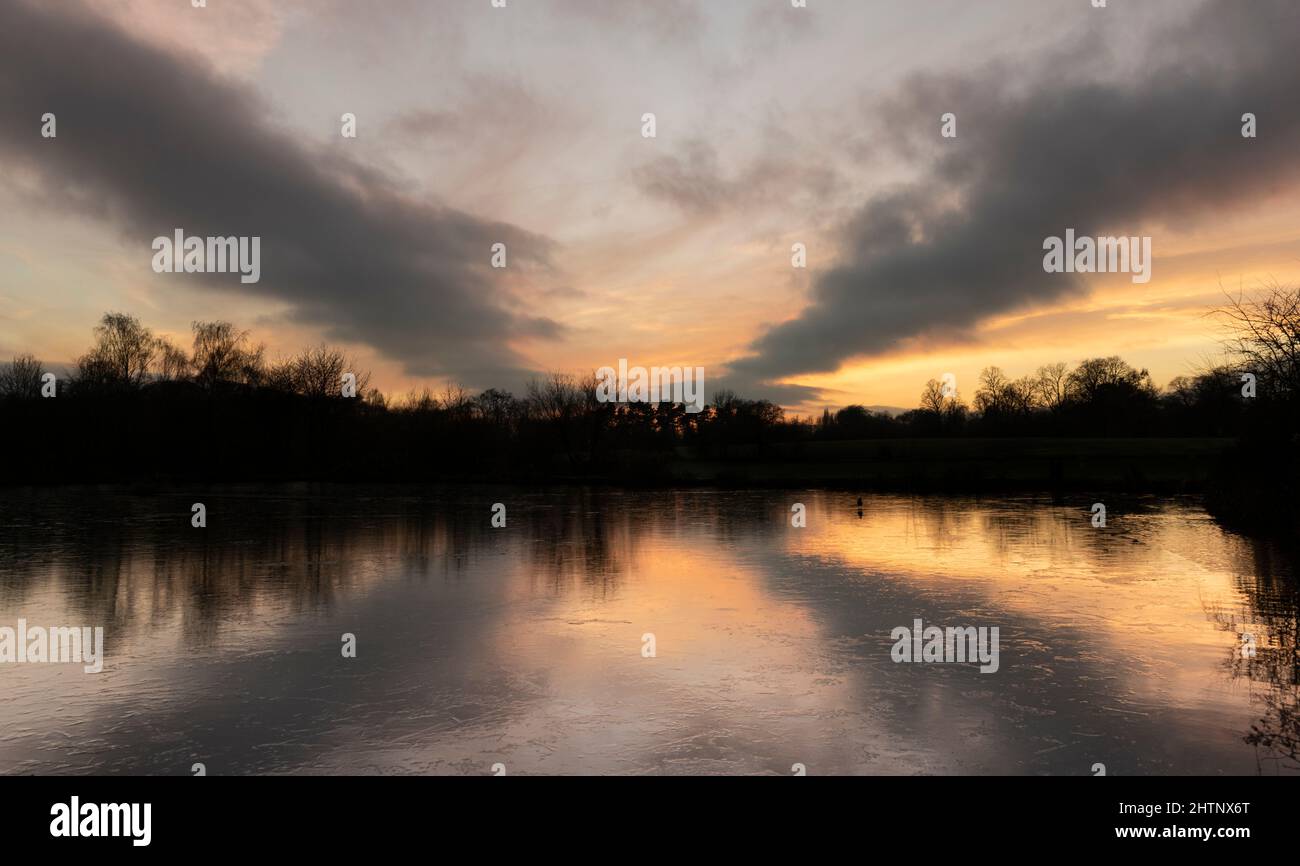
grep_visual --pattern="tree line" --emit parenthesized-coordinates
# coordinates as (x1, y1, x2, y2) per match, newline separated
(1, 287, 1298, 509)
(819, 355, 1248, 439)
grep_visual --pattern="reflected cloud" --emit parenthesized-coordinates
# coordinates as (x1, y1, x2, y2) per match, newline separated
(0, 487, 1294, 774)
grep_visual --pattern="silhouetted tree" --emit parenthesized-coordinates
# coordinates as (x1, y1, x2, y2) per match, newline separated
(6, 307, 1293, 491)
(191, 321, 264, 388)
(475, 388, 516, 428)
(155, 338, 191, 382)
(916, 378, 966, 433)
(1059, 356, 1158, 435)
(1204, 284, 1300, 529)
(273, 344, 368, 398)
(75, 312, 156, 390)
(974, 366, 1035, 419)
(1217, 283, 1300, 402)
(0, 354, 44, 399)
(1032, 362, 1071, 411)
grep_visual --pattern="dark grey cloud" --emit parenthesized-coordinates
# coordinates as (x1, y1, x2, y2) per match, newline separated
(731, 0, 1300, 382)
(0, 0, 559, 386)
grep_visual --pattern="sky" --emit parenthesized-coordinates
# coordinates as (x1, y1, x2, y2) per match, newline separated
(1, 0, 1298, 414)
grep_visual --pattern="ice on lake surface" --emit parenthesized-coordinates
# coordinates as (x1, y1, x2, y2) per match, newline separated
(0, 485, 1296, 776)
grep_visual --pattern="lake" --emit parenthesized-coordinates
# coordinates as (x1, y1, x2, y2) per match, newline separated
(0, 485, 1296, 775)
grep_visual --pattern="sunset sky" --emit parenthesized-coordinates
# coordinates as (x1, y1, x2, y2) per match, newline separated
(2, 0, 1298, 414)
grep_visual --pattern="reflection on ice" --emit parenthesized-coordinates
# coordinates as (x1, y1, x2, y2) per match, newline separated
(0, 486, 1294, 775)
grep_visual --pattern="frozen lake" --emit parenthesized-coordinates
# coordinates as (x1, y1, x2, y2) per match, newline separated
(0, 485, 1295, 776)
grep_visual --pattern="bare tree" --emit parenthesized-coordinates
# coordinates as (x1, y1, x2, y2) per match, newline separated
(442, 384, 473, 420)
(155, 337, 191, 382)
(919, 379, 946, 415)
(396, 387, 439, 413)
(1163, 375, 1197, 409)
(75, 312, 156, 389)
(0, 354, 45, 398)
(526, 373, 583, 422)
(975, 367, 1036, 417)
(191, 321, 265, 387)
(1066, 356, 1155, 402)
(474, 388, 516, 428)
(973, 366, 1009, 415)
(1033, 362, 1070, 410)
(1216, 282, 1300, 399)
(918, 378, 966, 429)
(277, 344, 370, 398)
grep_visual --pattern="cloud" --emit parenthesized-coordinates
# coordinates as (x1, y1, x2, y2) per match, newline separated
(731, 0, 1300, 383)
(537, 285, 588, 301)
(704, 372, 824, 409)
(552, 0, 705, 44)
(95, 0, 303, 78)
(0, 0, 560, 387)
(386, 75, 548, 147)
(635, 138, 844, 218)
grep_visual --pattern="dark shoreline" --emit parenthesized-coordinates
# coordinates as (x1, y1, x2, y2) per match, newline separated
(0, 436, 1236, 490)
(6, 431, 1293, 534)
